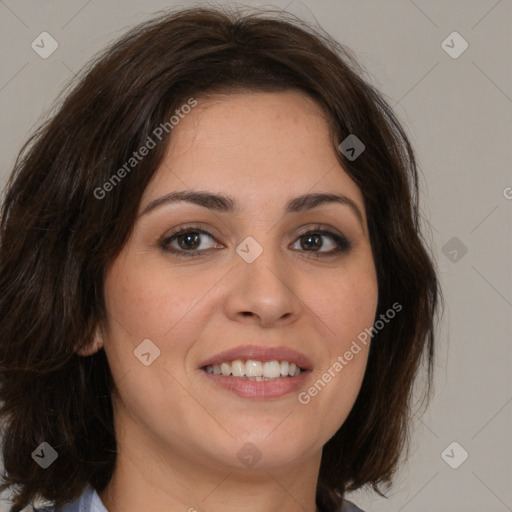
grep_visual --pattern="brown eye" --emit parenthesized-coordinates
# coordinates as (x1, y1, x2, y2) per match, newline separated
(176, 231, 202, 250)
(161, 228, 220, 256)
(291, 230, 351, 256)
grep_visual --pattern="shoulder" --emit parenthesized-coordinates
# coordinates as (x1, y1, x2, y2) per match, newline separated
(32, 493, 364, 512)
(318, 490, 367, 512)
(32, 504, 76, 512)
(31, 499, 80, 512)
(341, 498, 367, 512)
(31, 485, 96, 512)
(32, 501, 81, 512)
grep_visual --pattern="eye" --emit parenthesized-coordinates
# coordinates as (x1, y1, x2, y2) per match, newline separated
(290, 228, 351, 256)
(160, 227, 222, 256)
(160, 224, 351, 258)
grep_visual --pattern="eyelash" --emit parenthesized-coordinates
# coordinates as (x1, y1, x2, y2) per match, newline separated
(159, 224, 352, 258)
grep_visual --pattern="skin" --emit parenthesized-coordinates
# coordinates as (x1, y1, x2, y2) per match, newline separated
(84, 90, 378, 512)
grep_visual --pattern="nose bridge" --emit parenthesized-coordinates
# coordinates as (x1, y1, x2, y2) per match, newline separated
(226, 231, 301, 326)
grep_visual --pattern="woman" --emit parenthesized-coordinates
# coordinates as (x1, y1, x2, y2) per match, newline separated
(0, 6, 441, 512)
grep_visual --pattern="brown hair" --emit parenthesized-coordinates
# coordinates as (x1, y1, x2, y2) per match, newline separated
(0, 6, 441, 511)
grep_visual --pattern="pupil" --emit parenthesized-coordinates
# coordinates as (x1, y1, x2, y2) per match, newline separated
(302, 234, 321, 251)
(179, 232, 200, 249)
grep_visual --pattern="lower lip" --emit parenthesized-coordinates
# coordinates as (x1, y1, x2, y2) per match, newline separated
(201, 370, 310, 399)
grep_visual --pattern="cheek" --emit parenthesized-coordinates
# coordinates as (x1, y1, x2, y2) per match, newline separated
(101, 256, 216, 433)
(310, 263, 378, 350)
(103, 254, 211, 340)
(101, 253, 228, 394)
(298, 262, 377, 419)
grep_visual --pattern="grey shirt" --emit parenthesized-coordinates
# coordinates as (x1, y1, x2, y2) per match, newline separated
(34, 486, 365, 512)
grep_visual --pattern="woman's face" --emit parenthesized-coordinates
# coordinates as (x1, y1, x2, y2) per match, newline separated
(98, 90, 378, 475)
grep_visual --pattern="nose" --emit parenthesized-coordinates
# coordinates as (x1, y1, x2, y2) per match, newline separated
(223, 244, 301, 328)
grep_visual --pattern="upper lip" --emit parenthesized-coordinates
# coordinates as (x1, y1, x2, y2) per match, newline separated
(199, 344, 313, 371)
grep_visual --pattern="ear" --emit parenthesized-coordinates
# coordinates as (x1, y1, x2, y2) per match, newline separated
(77, 325, 104, 357)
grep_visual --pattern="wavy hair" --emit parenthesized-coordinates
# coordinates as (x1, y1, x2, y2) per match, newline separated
(0, 6, 441, 511)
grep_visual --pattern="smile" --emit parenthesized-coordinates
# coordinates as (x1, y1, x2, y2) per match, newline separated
(204, 359, 303, 380)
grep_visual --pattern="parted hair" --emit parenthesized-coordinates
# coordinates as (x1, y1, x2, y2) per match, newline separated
(0, 6, 441, 511)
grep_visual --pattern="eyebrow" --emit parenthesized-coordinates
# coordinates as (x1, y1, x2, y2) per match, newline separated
(140, 190, 365, 228)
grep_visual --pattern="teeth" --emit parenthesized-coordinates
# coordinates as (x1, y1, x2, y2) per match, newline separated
(245, 360, 263, 377)
(231, 359, 244, 377)
(263, 360, 281, 378)
(204, 359, 303, 379)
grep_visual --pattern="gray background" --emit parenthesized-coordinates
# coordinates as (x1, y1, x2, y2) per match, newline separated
(0, 1, 511, 511)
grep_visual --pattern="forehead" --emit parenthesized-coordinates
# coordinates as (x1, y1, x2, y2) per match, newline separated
(141, 90, 365, 214)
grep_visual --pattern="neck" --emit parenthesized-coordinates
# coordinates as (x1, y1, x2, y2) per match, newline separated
(99, 428, 322, 512)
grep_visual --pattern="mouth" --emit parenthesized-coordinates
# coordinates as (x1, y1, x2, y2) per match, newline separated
(198, 345, 312, 399)
(203, 359, 304, 380)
